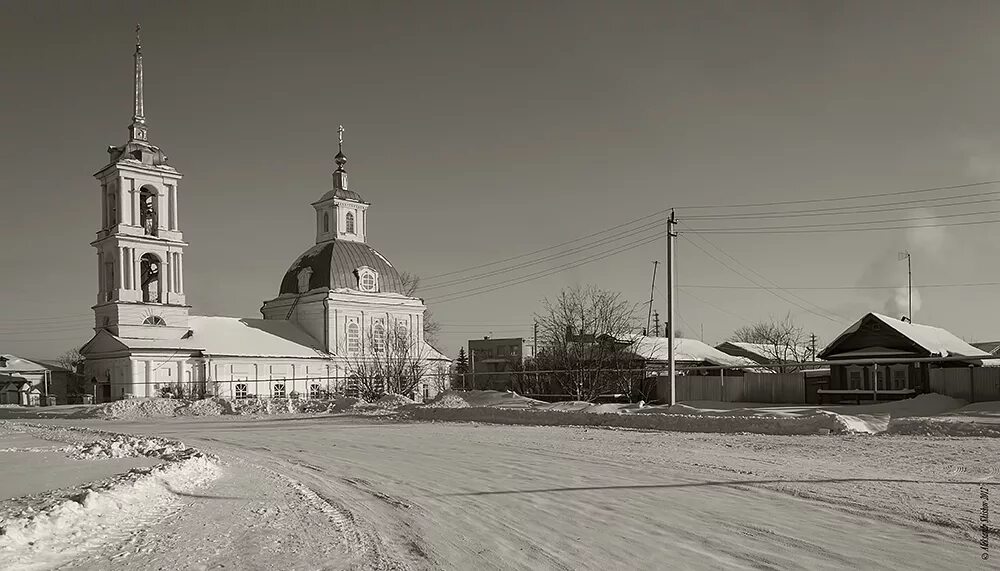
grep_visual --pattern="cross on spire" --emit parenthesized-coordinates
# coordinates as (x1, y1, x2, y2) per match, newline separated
(129, 23, 147, 141)
(333, 124, 349, 190)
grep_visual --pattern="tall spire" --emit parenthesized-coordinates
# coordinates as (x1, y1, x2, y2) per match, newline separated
(129, 24, 147, 142)
(333, 124, 348, 190)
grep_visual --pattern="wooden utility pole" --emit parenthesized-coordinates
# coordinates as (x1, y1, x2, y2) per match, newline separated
(667, 210, 677, 406)
(653, 311, 660, 337)
(646, 260, 659, 335)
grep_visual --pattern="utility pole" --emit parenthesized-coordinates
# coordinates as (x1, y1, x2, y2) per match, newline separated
(809, 333, 817, 361)
(667, 209, 677, 406)
(533, 320, 538, 391)
(653, 311, 660, 337)
(898, 251, 912, 322)
(646, 260, 659, 335)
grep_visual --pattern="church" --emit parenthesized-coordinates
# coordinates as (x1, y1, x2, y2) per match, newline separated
(80, 30, 451, 403)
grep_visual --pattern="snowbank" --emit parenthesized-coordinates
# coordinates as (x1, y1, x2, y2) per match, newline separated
(412, 391, 1000, 436)
(74, 396, 370, 419)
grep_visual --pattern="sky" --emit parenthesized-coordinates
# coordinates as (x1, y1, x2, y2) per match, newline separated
(4, 0, 1000, 359)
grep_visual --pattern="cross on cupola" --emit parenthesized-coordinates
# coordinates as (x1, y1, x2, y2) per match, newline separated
(129, 24, 147, 142)
(333, 124, 348, 190)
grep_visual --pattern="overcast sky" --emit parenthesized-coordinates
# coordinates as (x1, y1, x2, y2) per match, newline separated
(4, 0, 1000, 359)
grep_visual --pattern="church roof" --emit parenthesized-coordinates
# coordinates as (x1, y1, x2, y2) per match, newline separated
(279, 240, 405, 295)
(315, 188, 366, 203)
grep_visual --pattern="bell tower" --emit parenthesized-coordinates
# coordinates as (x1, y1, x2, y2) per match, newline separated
(91, 25, 190, 339)
(312, 125, 370, 245)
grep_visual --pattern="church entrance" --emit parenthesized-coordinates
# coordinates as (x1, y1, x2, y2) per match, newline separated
(100, 382, 112, 403)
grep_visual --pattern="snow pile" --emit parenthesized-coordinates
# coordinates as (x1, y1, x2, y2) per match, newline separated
(374, 394, 416, 410)
(181, 396, 234, 416)
(422, 393, 470, 409)
(64, 433, 200, 462)
(0, 455, 220, 569)
(83, 398, 184, 420)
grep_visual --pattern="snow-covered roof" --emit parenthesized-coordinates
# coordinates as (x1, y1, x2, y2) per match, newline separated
(823, 313, 990, 359)
(626, 335, 758, 368)
(0, 354, 52, 373)
(719, 342, 813, 362)
(185, 317, 328, 358)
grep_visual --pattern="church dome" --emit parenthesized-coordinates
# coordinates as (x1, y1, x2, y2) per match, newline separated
(315, 187, 365, 203)
(279, 240, 405, 295)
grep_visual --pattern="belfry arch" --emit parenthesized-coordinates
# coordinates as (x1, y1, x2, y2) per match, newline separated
(140, 252, 162, 303)
(139, 185, 158, 236)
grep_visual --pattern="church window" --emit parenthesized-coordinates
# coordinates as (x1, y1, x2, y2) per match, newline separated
(361, 272, 376, 292)
(373, 323, 386, 353)
(139, 187, 158, 236)
(272, 383, 286, 398)
(347, 322, 361, 354)
(234, 383, 248, 399)
(108, 188, 118, 226)
(143, 315, 166, 326)
(346, 211, 355, 234)
(309, 384, 322, 399)
(140, 253, 162, 303)
(323, 212, 330, 233)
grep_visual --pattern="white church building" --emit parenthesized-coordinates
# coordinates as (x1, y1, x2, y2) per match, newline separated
(81, 30, 450, 402)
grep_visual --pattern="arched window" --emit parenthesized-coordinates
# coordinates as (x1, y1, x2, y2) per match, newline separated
(309, 384, 322, 399)
(360, 271, 376, 292)
(234, 383, 248, 399)
(272, 383, 286, 398)
(323, 212, 330, 233)
(347, 322, 360, 354)
(140, 253, 162, 303)
(139, 187, 158, 236)
(373, 323, 386, 353)
(346, 211, 355, 234)
(143, 315, 166, 326)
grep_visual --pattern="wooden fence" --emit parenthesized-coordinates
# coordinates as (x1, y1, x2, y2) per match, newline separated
(929, 367, 1000, 402)
(656, 372, 807, 404)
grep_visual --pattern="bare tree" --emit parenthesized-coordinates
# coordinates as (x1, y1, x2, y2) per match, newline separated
(56, 347, 87, 395)
(729, 313, 809, 373)
(534, 285, 643, 401)
(399, 271, 441, 344)
(345, 324, 435, 401)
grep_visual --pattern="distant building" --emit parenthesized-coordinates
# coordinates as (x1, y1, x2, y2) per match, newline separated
(467, 337, 535, 390)
(0, 355, 73, 406)
(627, 335, 757, 375)
(715, 341, 816, 373)
(971, 341, 1000, 356)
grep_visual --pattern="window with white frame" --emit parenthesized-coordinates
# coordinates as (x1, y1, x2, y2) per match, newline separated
(272, 383, 286, 398)
(346, 211, 355, 234)
(373, 322, 386, 353)
(309, 383, 322, 399)
(357, 267, 378, 292)
(347, 322, 361, 354)
(234, 383, 248, 399)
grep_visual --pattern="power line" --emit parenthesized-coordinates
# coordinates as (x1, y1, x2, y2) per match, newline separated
(686, 207, 1000, 233)
(420, 219, 664, 292)
(679, 233, 844, 323)
(678, 287, 752, 322)
(682, 191, 1000, 221)
(428, 230, 664, 304)
(680, 281, 1000, 291)
(678, 179, 1000, 210)
(688, 216, 1000, 234)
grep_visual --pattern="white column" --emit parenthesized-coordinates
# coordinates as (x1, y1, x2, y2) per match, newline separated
(131, 180, 140, 226)
(164, 255, 172, 294)
(118, 177, 129, 225)
(130, 248, 137, 289)
(101, 184, 108, 228)
(122, 247, 130, 289)
(177, 252, 184, 294)
(118, 247, 126, 290)
(97, 251, 104, 299)
(170, 185, 178, 230)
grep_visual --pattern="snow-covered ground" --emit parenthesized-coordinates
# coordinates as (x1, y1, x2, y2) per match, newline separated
(0, 414, 996, 570)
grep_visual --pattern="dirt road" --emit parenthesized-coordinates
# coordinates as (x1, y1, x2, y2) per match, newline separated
(13, 416, 997, 570)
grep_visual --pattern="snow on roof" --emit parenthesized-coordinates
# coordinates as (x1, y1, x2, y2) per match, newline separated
(871, 313, 990, 358)
(0, 354, 52, 372)
(185, 317, 328, 358)
(722, 342, 813, 362)
(627, 335, 758, 368)
(826, 313, 991, 359)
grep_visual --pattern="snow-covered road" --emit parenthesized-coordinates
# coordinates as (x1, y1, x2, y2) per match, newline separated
(4, 416, 995, 570)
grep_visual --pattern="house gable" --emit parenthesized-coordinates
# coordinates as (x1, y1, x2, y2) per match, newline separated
(79, 330, 131, 357)
(819, 314, 927, 360)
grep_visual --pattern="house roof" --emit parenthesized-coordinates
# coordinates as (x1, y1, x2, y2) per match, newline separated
(971, 341, 1000, 355)
(279, 240, 406, 296)
(820, 312, 990, 360)
(716, 341, 813, 363)
(0, 354, 54, 373)
(626, 335, 758, 368)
